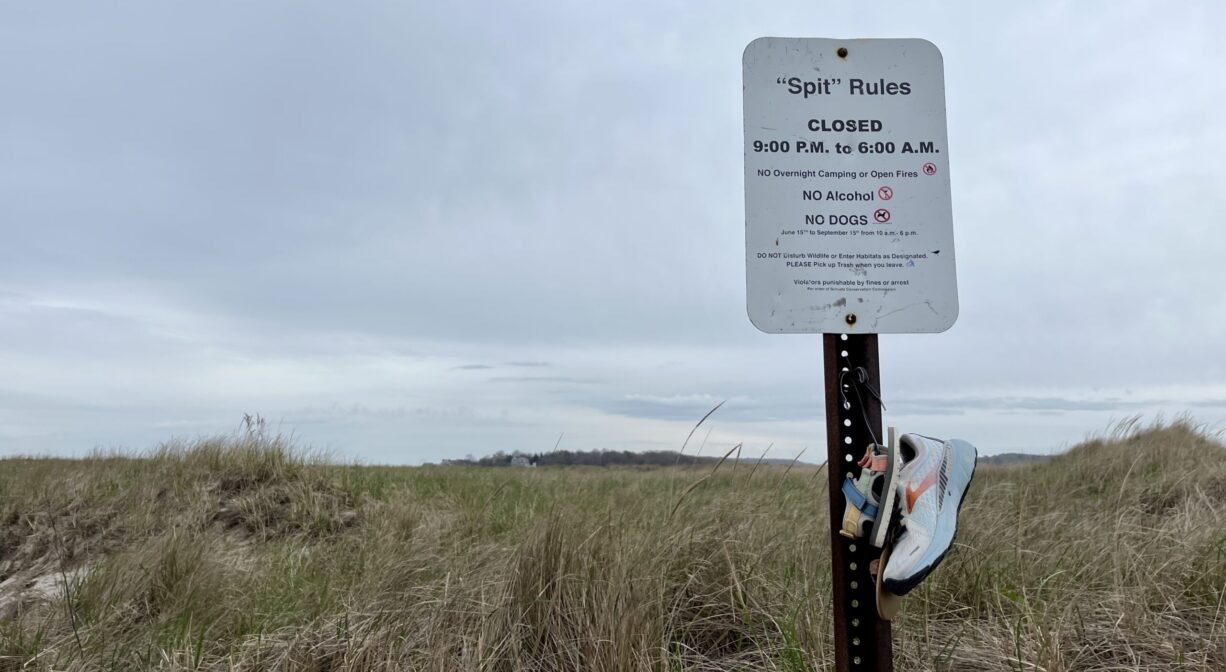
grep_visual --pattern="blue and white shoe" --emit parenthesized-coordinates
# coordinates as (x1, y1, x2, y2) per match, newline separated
(881, 434, 977, 596)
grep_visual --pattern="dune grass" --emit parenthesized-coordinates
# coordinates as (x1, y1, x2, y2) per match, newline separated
(1, 420, 1224, 670)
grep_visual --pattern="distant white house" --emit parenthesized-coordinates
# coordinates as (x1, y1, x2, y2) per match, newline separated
(510, 454, 535, 468)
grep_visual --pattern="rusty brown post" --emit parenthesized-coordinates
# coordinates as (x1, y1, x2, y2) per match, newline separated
(823, 333, 892, 671)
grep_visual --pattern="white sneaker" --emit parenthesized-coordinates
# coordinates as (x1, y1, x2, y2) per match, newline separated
(882, 434, 977, 596)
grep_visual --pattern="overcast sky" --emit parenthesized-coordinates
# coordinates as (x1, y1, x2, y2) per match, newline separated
(3, 2, 1224, 462)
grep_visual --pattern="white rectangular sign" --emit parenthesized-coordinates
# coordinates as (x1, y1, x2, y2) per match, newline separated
(743, 38, 958, 334)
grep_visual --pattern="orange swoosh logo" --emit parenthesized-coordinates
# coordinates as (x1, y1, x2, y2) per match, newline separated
(905, 470, 938, 512)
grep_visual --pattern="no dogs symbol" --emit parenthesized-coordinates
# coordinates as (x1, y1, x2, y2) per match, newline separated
(873, 208, 892, 224)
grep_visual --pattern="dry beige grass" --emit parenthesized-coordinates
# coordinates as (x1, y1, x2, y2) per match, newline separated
(1, 420, 1224, 671)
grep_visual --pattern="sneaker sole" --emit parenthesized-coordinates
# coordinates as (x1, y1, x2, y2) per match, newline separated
(868, 427, 901, 549)
(875, 544, 901, 620)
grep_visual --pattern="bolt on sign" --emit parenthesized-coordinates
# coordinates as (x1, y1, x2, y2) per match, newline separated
(743, 38, 958, 334)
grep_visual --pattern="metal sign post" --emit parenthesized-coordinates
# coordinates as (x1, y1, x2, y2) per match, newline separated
(742, 38, 958, 671)
(824, 334, 890, 671)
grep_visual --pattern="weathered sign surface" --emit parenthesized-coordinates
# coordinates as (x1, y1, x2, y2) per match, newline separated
(744, 38, 957, 333)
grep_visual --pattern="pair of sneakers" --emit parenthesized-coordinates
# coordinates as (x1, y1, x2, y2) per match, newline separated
(839, 427, 977, 618)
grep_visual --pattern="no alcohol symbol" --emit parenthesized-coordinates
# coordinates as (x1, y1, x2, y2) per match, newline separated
(873, 208, 891, 223)
(922, 162, 938, 176)
(878, 186, 893, 200)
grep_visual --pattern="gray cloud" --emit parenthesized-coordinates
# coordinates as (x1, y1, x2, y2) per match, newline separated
(489, 376, 594, 384)
(1186, 399, 1226, 409)
(599, 394, 821, 424)
(891, 396, 1167, 415)
(2, 2, 1225, 461)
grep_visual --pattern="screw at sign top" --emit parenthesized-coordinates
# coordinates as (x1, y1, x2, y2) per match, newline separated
(845, 313, 857, 325)
(837, 47, 848, 58)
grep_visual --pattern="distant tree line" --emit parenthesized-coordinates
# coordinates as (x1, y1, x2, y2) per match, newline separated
(441, 449, 720, 468)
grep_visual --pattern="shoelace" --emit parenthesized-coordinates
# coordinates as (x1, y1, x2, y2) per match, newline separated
(839, 365, 887, 447)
